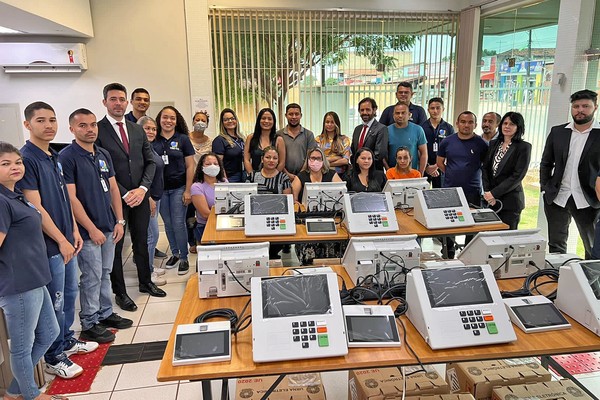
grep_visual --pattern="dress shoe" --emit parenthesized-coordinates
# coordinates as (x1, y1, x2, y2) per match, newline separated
(165, 255, 179, 268)
(139, 282, 167, 297)
(115, 293, 138, 312)
(99, 312, 134, 329)
(154, 249, 168, 259)
(80, 324, 115, 343)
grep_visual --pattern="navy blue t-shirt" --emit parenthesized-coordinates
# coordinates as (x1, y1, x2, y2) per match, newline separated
(59, 142, 117, 239)
(421, 119, 455, 165)
(437, 134, 488, 196)
(18, 141, 75, 258)
(0, 185, 51, 296)
(152, 132, 195, 190)
(212, 134, 245, 178)
(379, 102, 427, 127)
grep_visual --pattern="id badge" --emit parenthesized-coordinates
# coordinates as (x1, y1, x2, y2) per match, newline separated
(162, 154, 169, 165)
(433, 142, 438, 152)
(101, 178, 109, 192)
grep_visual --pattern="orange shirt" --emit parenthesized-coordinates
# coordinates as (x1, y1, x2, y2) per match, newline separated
(386, 168, 421, 180)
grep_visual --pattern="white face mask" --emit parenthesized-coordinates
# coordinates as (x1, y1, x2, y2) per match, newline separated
(202, 164, 220, 177)
(194, 121, 208, 132)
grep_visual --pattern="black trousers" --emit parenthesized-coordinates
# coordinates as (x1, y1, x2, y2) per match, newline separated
(543, 196, 600, 260)
(497, 209, 521, 230)
(111, 196, 152, 295)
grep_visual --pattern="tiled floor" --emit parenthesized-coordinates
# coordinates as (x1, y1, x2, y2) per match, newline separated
(10, 234, 599, 399)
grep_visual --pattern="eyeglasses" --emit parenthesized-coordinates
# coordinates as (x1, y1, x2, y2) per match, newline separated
(223, 117, 236, 122)
(308, 157, 323, 162)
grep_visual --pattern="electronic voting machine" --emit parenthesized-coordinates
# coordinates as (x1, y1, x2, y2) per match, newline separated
(406, 265, 516, 349)
(244, 194, 296, 236)
(342, 192, 398, 234)
(413, 187, 475, 229)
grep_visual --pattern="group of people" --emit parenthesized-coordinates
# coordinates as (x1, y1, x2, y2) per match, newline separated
(0, 80, 599, 399)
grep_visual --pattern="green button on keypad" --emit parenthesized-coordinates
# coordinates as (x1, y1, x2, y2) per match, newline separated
(318, 334, 329, 347)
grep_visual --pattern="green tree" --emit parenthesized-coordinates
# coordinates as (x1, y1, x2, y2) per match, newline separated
(212, 28, 416, 120)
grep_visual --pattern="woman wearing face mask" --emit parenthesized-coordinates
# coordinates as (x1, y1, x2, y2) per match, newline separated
(292, 147, 342, 204)
(153, 106, 195, 276)
(346, 147, 387, 192)
(189, 111, 213, 163)
(191, 153, 228, 245)
(292, 147, 343, 265)
(243, 108, 286, 175)
(138, 116, 166, 286)
(186, 111, 212, 254)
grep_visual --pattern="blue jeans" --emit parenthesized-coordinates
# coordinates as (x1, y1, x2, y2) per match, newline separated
(77, 233, 115, 330)
(147, 199, 161, 271)
(0, 287, 59, 400)
(45, 254, 78, 364)
(160, 187, 188, 261)
(194, 223, 206, 243)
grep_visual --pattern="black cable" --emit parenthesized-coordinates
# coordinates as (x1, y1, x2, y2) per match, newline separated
(391, 303, 426, 375)
(500, 267, 560, 300)
(223, 260, 251, 293)
(492, 245, 515, 275)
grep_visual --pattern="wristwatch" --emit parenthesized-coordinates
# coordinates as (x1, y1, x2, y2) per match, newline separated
(117, 219, 126, 226)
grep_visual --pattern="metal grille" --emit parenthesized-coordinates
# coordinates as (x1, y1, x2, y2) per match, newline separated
(209, 9, 459, 135)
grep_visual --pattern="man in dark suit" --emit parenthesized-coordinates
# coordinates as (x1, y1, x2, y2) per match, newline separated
(96, 83, 166, 311)
(351, 97, 388, 170)
(540, 89, 600, 259)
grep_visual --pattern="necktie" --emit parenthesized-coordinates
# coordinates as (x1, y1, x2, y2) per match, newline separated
(358, 125, 368, 149)
(116, 122, 129, 154)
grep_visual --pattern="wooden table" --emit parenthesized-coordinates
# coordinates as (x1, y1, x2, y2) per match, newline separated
(157, 266, 600, 397)
(201, 209, 509, 245)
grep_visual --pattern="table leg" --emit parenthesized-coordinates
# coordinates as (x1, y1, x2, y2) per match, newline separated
(541, 355, 599, 400)
(202, 380, 212, 400)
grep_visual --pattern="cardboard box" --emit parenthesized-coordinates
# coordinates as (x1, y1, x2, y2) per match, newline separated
(349, 366, 450, 400)
(446, 359, 551, 400)
(492, 379, 595, 400)
(406, 395, 475, 400)
(235, 374, 326, 400)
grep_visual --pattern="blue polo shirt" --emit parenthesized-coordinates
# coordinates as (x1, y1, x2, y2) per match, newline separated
(421, 119, 455, 165)
(19, 141, 75, 258)
(59, 142, 117, 240)
(387, 122, 427, 169)
(152, 132, 195, 190)
(0, 185, 51, 296)
(437, 134, 488, 196)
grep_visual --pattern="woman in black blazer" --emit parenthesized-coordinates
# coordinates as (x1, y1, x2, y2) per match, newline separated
(482, 112, 532, 230)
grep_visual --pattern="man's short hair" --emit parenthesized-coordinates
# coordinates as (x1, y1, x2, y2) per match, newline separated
(358, 97, 377, 109)
(571, 89, 598, 104)
(285, 103, 302, 113)
(24, 101, 55, 121)
(457, 110, 477, 122)
(394, 103, 409, 112)
(103, 83, 127, 100)
(428, 97, 444, 106)
(131, 88, 150, 100)
(69, 108, 95, 123)
(396, 81, 413, 92)
(484, 111, 502, 125)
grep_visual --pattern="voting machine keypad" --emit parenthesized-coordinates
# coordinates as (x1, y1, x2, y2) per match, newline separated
(367, 214, 389, 228)
(265, 216, 287, 231)
(292, 320, 329, 349)
(460, 309, 498, 336)
(443, 209, 465, 223)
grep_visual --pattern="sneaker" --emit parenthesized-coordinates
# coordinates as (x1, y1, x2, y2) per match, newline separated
(80, 324, 115, 343)
(165, 255, 179, 268)
(151, 271, 167, 286)
(44, 353, 83, 379)
(99, 313, 134, 329)
(154, 248, 168, 259)
(64, 338, 99, 356)
(178, 260, 189, 276)
(153, 266, 166, 276)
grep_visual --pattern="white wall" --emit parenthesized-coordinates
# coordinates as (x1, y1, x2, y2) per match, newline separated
(0, 0, 191, 144)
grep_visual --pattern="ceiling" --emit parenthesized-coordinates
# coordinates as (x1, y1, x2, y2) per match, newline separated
(481, 0, 559, 35)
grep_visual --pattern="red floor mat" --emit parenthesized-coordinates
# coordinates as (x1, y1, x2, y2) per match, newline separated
(45, 335, 114, 396)
(550, 352, 600, 375)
